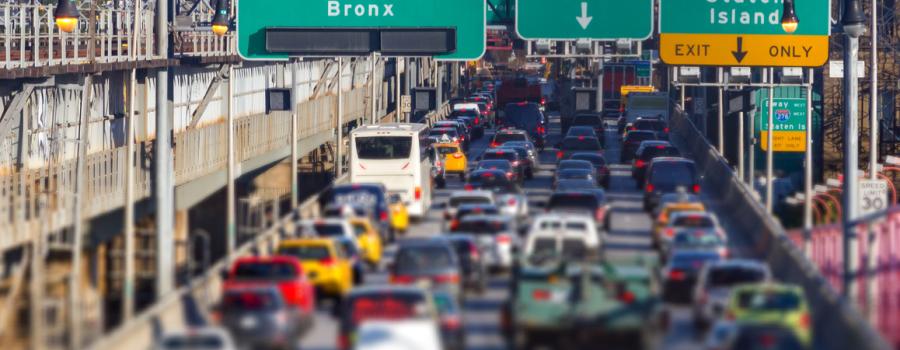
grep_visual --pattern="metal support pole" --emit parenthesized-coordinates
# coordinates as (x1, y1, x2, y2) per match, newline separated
(405, 58, 412, 123)
(70, 73, 92, 350)
(336, 57, 344, 177)
(370, 53, 377, 124)
(123, 68, 136, 321)
(749, 110, 756, 186)
(155, 0, 174, 298)
(717, 67, 725, 154)
(436, 61, 444, 107)
(290, 59, 299, 208)
(396, 57, 403, 122)
(804, 68, 815, 255)
(226, 64, 235, 262)
(843, 21, 862, 300)
(680, 85, 685, 110)
(30, 198, 45, 350)
(738, 110, 745, 181)
(869, 0, 879, 180)
(765, 68, 775, 213)
(596, 59, 604, 113)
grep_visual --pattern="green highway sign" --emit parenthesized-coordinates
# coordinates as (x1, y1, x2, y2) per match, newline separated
(757, 98, 808, 152)
(237, 0, 485, 61)
(515, 0, 652, 40)
(659, 0, 831, 67)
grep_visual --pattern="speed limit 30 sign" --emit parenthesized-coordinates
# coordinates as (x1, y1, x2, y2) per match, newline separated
(859, 179, 889, 216)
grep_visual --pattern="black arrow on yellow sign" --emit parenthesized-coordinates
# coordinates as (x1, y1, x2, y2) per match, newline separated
(731, 37, 748, 63)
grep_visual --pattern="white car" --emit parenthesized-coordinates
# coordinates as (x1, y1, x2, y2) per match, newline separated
(444, 190, 494, 220)
(353, 319, 443, 350)
(494, 191, 529, 219)
(523, 223, 602, 259)
(692, 259, 772, 329)
(452, 102, 482, 115)
(528, 213, 602, 251)
(156, 327, 236, 350)
(453, 214, 520, 270)
(294, 218, 355, 240)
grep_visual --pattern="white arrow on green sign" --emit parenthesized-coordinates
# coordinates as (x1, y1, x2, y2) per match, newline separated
(237, 0, 485, 61)
(515, 0, 653, 40)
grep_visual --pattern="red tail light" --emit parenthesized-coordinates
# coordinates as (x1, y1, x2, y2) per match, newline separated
(434, 274, 460, 284)
(556, 151, 563, 159)
(540, 97, 546, 105)
(646, 184, 655, 192)
(664, 228, 675, 237)
(538, 126, 545, 134)
(337, 334, 350, 350)
(452, 153, 464, 159)
(379, 211, 388, 222)
(449, 220, 459, 231)
(578, 136, 585, 141)
(619, 290, 636, 304)
(390, 275, 415, 284)
(692, 184, 701, 193)
(497, 234, 511, 244)
(506, 172, 514, 179)
(507, 197, 517, 206)
(469, 244, 480, 260)
(319, 257, 336, 266)
(475, 116, 480, 124)
(464, 184, 474, 191)
(532, 289, 550, 301)
(799, 312, 811, 329)
(442, 315, 462, 330)
(414, 186, 422, 200)
(490, 142, 499, 148)
(635, 160, 646, 168)
(595, 207, 607, 222)
(628, 126, 637, 131)
(668, 269, 686, 281)
(663, 127, 670, 133)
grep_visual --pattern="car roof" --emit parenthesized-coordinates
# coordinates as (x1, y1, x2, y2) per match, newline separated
(533, 212, 595, 221)
(550, 189, 599, 197)
(569, 152, 605, 159)
(397, 238, 455, 249)
(457, 203, 498, 209)
(557, 168, 593, 174)
(669, 211, 714, 219)
(706, 259, 769, 270)
(470, 169, 510, 177)
(495, 129, 527, 135)
(559, 159, 594, 166)
(638, 140, 671, 147)
(650, 157, 693, 164)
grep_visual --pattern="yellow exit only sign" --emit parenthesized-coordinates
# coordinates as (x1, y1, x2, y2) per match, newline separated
(760, 131, 807, 152)
(659, 33, 829, 67)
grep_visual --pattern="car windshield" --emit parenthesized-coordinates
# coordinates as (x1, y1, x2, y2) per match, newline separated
(469, 173, 518, 193)
(348, 293, 428, 325)
(355, 136, 412, 160)
(531, 238, 558, 257)
(559, 160, 593, 171)
(457, 206, 499, 219)
(449, 196, 491, 207)
(450, 110, 479, 119)
(232, 261, 298, 280)
(312, 223, 346, 237)
(567, 127, 596, 137)
(223, 290, 281, 311)
(557, 169, 592, 180)
(493, 133, 527, 144)
(555, 180, 597, 191)
(560, 137, 601, 150)
(501, 147, 528, 158)
(279, 245, 331, 261)
(650, 162, 697, 190)
(503, 104, 543, 130)
(435, 146, 459, 155)
(707, 267, 767, 288)
(329, 187, 383, 208)
(634, 120, 666, 131)
(395, 246, 455, 273)
(562, 239, 588, 259)
(570, 154, 606, 166)
(641, 146, 681, 159)
(503, 141, 532, 150)
(477, 160, 512, 171)
(671, 253, 721, 269)
(429, 129, 458, 138)
(548, 193, 598, 210)
(672, 215, 714, 228)
(736, 290, 802, 311)
(456, 219, 510, 234)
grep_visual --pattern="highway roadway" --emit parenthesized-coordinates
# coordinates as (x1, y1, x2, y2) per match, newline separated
(295, 111, 775, 350)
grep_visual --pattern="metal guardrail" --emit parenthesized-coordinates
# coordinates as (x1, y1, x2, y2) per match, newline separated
(669, 107, 891, 350)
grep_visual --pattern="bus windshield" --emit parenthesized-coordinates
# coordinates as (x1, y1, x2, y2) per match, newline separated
(355, 136, 411, 160)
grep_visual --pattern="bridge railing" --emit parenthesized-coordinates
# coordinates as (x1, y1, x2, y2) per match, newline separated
(670, 106, 890, 350)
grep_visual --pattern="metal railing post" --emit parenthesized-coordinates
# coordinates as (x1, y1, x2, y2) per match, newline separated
(765, 68, 775, 214)
(290, 59, 299, 209)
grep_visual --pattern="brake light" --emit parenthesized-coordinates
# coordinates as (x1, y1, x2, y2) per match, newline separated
(540, 97, 546, 105)
(628, 126, 637, 131)
(475, 116, 480, 124)
(668, 269, 686, 281)
(718, 247, 730, 258)
(319, 257, 335, 266)
(449, 220, 459, 231)
(692, 184, 701, 193)
(415, 186, 422, 200)
(469, 244, 480, 260)
(511, 160, 520, 166)
(532, 289, 550, 300)
(538, 126, 545, 134)
(646, 184, 655, 192)
(337, 334, 350, 350)
(379, 211, 388, 222)
(490, 142, 499, 148)
(556, 151, 563, 159)
(442, 315, 462, 330)
(497, 234, 511, 244)
(390, 275, 415, 284)
(464, 184, 474, 191)
(635, 160, 646, 168)
(578, 136, 585, 141)
(663, 127, 670, 133)
(507, 197, 517, 206)
(517, 101, 527, 106)
(655, 145, 666, 149)
(434, 274, 460, 284)
(506, 172, 514, 179)
(595, 207, 607, 222)
(664, 228, 675, 237)
(452, 153, 464, 159)
(619, 290, 636, 304)
(799, 312, 811, 329)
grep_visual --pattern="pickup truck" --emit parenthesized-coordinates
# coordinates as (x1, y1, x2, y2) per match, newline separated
(222, 256, 316, 314)
(503, 255, 662, 349)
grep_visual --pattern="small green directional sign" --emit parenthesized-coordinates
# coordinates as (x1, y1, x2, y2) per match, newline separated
(515, 0, 653, 40)
(237, 0, 485, 61)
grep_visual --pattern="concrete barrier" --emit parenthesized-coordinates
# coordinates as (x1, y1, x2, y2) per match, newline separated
(669, 108, 890, 350)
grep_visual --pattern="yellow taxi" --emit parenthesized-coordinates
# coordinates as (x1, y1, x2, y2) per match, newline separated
(432, 142, 468, 179)
(278, 238, 354, 298)
(349, 218, 383, 266)
(652, 202, 707, 247)
(388, 195, 409, 235)
(727, 283, 812, 347)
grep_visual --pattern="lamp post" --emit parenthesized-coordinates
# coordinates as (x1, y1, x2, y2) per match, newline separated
(841, 0, 866, 299)
(211, 0, 230, 36)
(54, 0, 80, 33)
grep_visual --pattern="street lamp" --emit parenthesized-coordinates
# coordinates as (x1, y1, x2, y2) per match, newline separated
(54, 0, 80, 33)
(211, 0, 230, 36)
(781, 0, 799, 33)
(841, 0, 866, 299)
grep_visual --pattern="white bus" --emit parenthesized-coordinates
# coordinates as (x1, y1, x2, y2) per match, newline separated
(349, 123, 432, 219)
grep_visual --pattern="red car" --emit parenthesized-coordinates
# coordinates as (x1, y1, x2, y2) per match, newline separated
(222, 256, 316, 314)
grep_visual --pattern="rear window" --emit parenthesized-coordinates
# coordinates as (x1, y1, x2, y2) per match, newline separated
(313, 223, 346, 237)
(355, 136, 412, 160)
(562, 239, 588, 259)
(559, 161, 593, 171)
(672, 215, 714, 228)
(560, 137, 601, 150)
(395, 246, 455, 273)
(162, 336, 226, 349)
(548, 194, 599, 210)
(736, 290, 802, 311)
(330, 187, 384, 207)
(483, 152, 517, 161)
(456, 219, 510, 234)
(557, 170, 591, 180)
(449, 196, 491, 207)
(457, 206, 499, 219)
(625, 132, 656, 143)
(707, 267, 767, 288)
(223, 290, 281, 311)
(570, 154, 606, 166)
(634, 120, 666, 130)
(537, 221, 587, 230)
(429, 129, 458, 138)
(348, 293, 427, 325)
(531, 238, 557, 257)
(671, 253, 721, 268)
(232, 261, 298, 280)
(672, 232, 723, 246)
(649, 162, 697, 189)
(567, 127, 596, 137)
(477, 160, 511, 171)
(493, 133, 527, 144)
(503, 104, 543, 129)
(435, 146, 459, 155)
(279, 245, 331, 261)
(469, 174, 518, 193)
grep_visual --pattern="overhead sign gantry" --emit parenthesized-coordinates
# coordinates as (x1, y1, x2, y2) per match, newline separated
(237, 0, 486, 60)
(659, 0, 830, 67)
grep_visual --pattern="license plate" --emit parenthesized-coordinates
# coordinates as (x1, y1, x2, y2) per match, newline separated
(240, 316, 257, 329)
(550, 291, 567, 303)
